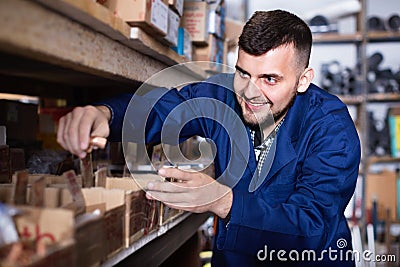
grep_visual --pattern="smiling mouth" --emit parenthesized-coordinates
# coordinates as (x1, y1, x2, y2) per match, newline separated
(245, 101, 270, 111)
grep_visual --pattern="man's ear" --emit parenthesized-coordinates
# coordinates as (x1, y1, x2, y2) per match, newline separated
(296, 67, 314, 93)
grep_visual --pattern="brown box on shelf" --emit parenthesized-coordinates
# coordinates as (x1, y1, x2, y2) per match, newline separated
(132, 173, 183, 227)
(224, 18, 244, 47)
(163, 8, 180, 47)
(60, 187, 119, 264)
(0, 100, 38, 142)
(365, 169, 397, 221)
(181, 1, 209, 45)
(103, 0, 169, 36)
(25, 187, 62, 208)
(12, 173, 83, 188)
(194, 34, 217, 62)
(102, 175, 147, 247)
(1, 181, 69, 208)
(74, 212, 105, 267)
(168, 0, 184, 16)
(9, 148, 25, 176)
(0, 239, 76, 267)
(0, 145, 10, 183)
(13, 205, 75, 245)
(76, 187, 125, 259)
(0, 183, 13, 203)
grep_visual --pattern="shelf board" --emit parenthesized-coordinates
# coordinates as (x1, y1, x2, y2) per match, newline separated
(367, 31, 400, 42)
(368, 156, 400, 165)
(101, 212, 209, 266)
(312, 33, 363, 44)
(367, 93, 400, 102)
(337, 95, 365, 105)
(337, 93, 400, 104)
(0, 0, 205, 90)
(36, 0, 206, 80)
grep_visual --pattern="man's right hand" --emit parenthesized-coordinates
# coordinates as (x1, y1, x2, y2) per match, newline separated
(57, 105, 111, 158)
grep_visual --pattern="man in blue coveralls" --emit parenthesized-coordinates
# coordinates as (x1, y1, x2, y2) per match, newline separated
(57, 10, 360, 266)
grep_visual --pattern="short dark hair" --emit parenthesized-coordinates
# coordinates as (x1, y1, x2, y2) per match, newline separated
(238, 10, 312, 70)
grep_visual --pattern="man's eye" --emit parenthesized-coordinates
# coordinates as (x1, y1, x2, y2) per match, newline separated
(264, 77, 277, 84)
(238, 71, 249, 79)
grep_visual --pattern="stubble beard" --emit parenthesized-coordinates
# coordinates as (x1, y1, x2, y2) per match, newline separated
(243, 92, 297, 131)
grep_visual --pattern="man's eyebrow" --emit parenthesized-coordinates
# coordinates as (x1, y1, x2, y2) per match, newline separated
(236, 65, 283, 81)
(258, 73, 283, 80)
(235, 65, 251, 77)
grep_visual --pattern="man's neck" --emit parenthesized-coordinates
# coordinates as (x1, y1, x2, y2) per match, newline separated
(261, 115, 286, 141)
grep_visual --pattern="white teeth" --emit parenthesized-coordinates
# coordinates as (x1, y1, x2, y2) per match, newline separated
(248, 102, 266, 106)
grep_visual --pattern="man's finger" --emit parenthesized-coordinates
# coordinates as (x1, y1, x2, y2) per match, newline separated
(158, 167, 195, 181)
(145, 191, 186, 204)
(146, 181, 187, 193)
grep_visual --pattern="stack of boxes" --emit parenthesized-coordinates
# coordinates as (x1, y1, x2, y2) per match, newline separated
(102, 0, 169, 36)
(0, 168, 185, 266)
(99, 0, 232, 68)
(181, 0, 227, 68)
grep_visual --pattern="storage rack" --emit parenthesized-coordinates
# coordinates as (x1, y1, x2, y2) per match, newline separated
(0, 0, 210, 265)
(312, 0, 400, 248)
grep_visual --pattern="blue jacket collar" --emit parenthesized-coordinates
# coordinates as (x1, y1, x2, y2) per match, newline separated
(246, 86, 313, 191)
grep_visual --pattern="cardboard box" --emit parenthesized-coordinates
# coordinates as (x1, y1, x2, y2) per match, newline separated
(14, 206, 75, 245)
(365, 170, 397, 221)
(224, 17, 244, 47)
(81, 187, 125, 259)
(168, 0, 184, 16)
(0, 145, 10, 183)
(208, 9, 222, 38)
(172, 27, 193, 60)
(164, 8, 180, 47)
(12, 173, 83, 188)
(181, 1, 209, 45)
(9, 148, 25, 176)
(0, 183, 13, 203)
(104, 0, 169, 36)
(103, 176, 147, 247)
(0, 100, 38, 142)
(74, 212, 105, 266)
(194, 34, 217, 62)
(0, 239, 76, 267)
(132, 173, 183, 227)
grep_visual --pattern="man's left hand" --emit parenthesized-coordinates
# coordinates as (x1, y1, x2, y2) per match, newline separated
(145, 167, 232, 219)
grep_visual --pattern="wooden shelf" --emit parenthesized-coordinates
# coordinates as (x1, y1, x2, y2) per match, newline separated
(368, 156, 400, 165)
(101, 212, 210, 266)
(0, 0, 205, 91)
(367, 93, 400, 102)
(36, 0, 207, 80)
(312, 33, 363, 44)
(337, 95, 365, 105)
(367, 31, 400, 42)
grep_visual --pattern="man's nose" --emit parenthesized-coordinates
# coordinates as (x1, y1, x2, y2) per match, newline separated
(244, 79, 263, 99)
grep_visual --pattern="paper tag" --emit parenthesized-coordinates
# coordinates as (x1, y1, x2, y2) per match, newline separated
(13, 170, 28, 205)
(80, 153, 94, 188)
(63, 170, 85, 215)
(95, 167, 107, 188)
(31, 176, 45, 207)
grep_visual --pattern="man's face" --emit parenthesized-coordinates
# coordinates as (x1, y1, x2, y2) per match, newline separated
(234, 45, 303, 129)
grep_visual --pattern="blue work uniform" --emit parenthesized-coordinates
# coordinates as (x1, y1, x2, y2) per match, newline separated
(100, 73, 360, 266)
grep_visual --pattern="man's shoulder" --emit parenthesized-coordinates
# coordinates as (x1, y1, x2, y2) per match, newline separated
(302, 83, 347, 115)
(186, 73, 236, 100)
